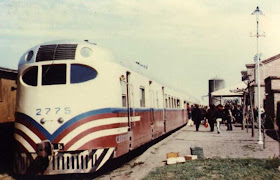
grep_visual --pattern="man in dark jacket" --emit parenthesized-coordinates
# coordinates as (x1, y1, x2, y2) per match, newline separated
(235, 105, 243, 123)
(206, 104, 216, 132)
(224, 105, 233, 131)
(192, 104, 202, 131)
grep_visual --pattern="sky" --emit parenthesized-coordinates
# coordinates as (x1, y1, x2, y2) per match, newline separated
(1, 0, 280, 104)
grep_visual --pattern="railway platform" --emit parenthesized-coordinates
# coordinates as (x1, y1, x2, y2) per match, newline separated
(98, 123, 280, 180)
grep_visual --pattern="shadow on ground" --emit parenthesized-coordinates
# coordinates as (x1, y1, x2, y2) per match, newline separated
(266, 129, 280, 142)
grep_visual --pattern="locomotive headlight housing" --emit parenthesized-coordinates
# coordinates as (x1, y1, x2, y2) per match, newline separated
(80, 47, 93, 57)
(25, 50, 34, 61)
(40, 118, 46, 124)
(57, 117, 64, 124)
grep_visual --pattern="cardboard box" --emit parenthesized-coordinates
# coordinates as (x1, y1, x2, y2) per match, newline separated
(176, 157, 186, 163)
(167, 157, 177, 165)
(166, 152, 179, 159)
(184, 155, 198, 160)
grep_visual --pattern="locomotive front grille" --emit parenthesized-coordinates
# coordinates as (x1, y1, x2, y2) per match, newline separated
(36, 44, 77, 62)
(52, 153, 97, 171)
(14, 148, 115, 175)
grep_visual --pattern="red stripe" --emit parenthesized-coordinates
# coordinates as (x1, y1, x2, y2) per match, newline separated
(53, 113, 126, 143)
(16, 119, 46, 141)
(64, 123, 127, 150)
(77, 135, 121, 150)
(15, 129, 37, 151)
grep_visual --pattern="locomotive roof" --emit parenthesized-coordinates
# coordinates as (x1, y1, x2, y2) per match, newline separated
(39, 39, 96, 46)
(18, 39, 199, 104)
(18, 39, 114, 68)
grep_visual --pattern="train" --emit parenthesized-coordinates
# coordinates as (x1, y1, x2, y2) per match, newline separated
(14, 40, 196, 175)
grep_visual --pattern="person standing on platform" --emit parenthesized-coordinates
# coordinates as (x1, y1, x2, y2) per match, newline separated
(260, 108, 266, 127)
(206, 104, 216, 132)
(216, 104, 224, 134)
(201, 106, 207, 123)
(235, 105, 243, 124)
(224, 105, 233, 131)
(192, 104, 202, 131)
(187, 103, 191, 119)
(191, 105, 194, 119)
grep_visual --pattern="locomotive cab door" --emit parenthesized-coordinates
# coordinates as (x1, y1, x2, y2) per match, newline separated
(126, 71, 133, 129)
(126, 71, 136, 150)
(162, 86, 167, 133)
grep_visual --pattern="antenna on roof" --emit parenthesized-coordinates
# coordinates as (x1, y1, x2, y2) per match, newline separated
(84, 40, 97, 45)
(135, 61, 148, 69)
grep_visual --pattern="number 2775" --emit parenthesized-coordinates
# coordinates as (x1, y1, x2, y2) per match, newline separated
(36, 107, 71, 116)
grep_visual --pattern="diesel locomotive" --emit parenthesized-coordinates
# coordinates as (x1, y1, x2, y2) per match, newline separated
(14, 40, 195, 175)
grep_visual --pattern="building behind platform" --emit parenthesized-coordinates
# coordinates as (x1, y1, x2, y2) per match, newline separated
(242, 53, 280, 129)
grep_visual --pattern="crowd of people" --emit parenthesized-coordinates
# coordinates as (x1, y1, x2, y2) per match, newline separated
(187, 103, 243, 134)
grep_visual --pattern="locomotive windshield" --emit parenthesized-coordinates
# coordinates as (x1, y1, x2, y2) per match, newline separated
(21, 64, 97, 86)
(22, 66, 38, 86)
(71, 64, 97, 84)
(42, 64, 67, 85)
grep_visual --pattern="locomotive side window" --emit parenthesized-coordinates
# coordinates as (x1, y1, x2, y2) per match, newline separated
(168, 97, 171, 108)
(42, 64, 66, 85)
(22, 66, 38, 86)
(140, 87, 145, 107)
(71, 64, 97, 84)
(121, 80, 127, 107)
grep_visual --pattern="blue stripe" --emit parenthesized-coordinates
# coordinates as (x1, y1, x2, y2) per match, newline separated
(16, 112, 51, 139)
(17, 108, 127, 141)
(51, 108, 126, 141)
(164, 109, 186, 111)
(17, 108, 185, 142)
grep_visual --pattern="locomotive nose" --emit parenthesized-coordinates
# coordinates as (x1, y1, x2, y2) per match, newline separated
(36, 140, 53, 158)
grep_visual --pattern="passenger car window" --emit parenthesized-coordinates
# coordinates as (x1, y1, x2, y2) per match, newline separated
(22, 66, 38, 86)
(42, 64, 66, 85)
(71, 64, 97, 84)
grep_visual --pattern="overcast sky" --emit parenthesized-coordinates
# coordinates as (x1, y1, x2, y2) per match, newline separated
(1, 0, 280, 104)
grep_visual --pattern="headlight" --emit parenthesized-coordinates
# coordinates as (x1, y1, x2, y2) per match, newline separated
(80, 47, 93, 57)
(40, 118, 46, 124)
(57, 117, 64, 124)
(25, 50, 34, 61)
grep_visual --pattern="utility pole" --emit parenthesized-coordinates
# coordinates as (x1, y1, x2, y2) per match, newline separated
(251, 6, 265, 145)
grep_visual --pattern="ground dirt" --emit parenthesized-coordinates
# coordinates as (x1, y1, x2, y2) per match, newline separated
(96, 123, 280, 180)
